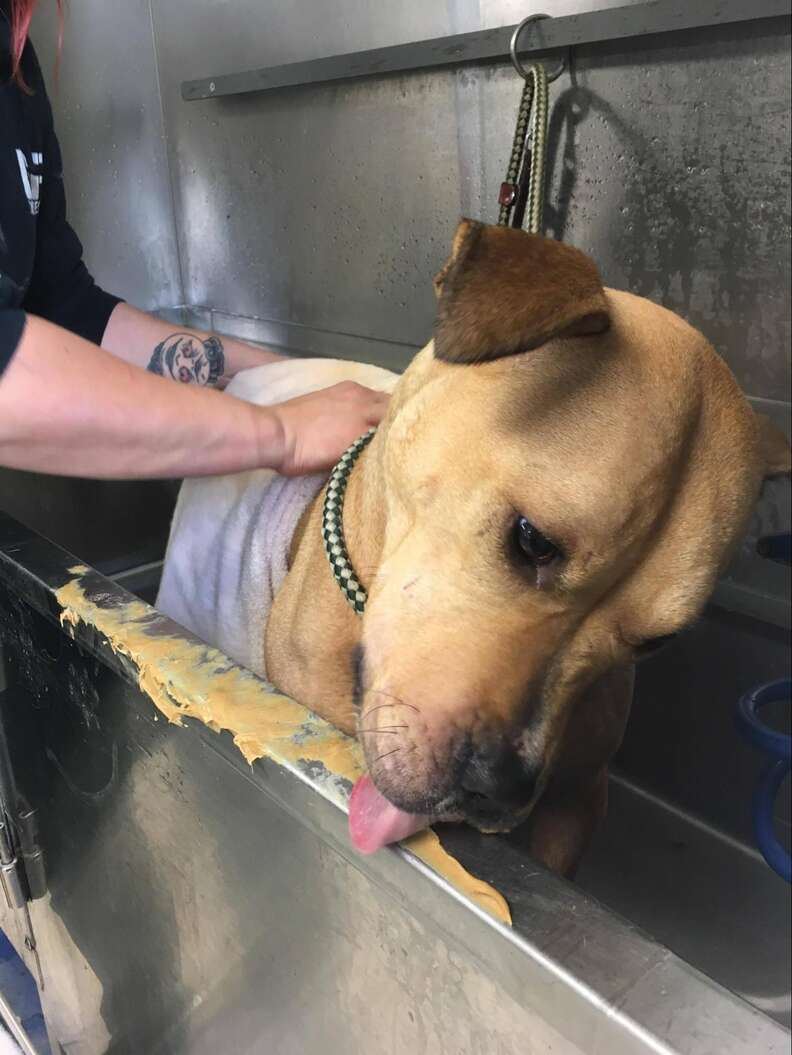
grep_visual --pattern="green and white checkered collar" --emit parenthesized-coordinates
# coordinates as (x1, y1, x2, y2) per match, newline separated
(322, 428, 376, 614)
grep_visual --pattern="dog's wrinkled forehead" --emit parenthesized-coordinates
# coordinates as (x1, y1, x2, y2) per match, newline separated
(433, 219, 610, 365)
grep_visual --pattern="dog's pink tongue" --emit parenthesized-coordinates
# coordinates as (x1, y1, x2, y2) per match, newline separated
(349, 775, 429, 854)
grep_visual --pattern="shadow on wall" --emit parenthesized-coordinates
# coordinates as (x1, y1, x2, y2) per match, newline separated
(543, 55, 789, 401)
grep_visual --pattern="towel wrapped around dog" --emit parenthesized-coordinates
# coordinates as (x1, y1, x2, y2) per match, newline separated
(156, 358, 398, 677)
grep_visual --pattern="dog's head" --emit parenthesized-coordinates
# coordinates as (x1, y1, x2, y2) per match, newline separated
(355, 219, 790, 833)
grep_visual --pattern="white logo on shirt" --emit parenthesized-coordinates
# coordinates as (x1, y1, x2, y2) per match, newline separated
(16, 149, 43, 216)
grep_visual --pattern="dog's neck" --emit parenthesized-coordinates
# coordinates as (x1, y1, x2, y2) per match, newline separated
(268, 347, 436, 731)
(289, 434, 387, 588)
(269, 428, 389, 735)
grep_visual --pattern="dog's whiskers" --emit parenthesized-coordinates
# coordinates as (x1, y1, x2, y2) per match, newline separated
(357, 725, 408, 735)
(363, 696, 420, 715)
(373, 747, 402, 764)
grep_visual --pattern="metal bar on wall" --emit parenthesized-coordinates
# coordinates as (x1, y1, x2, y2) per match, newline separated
(182, 0, 790, 101)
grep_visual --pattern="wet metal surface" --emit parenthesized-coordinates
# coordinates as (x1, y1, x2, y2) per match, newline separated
(150, 5, 791, 402)
(575, 775, 792, 1029)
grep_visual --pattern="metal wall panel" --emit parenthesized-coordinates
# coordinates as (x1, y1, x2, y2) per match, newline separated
(30, 0, 182, 310)
(153, 3, 790, 401)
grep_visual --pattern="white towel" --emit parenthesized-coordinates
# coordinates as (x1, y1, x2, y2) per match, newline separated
(0, 1026, 21, 1054)
(156, 358, 398, 678)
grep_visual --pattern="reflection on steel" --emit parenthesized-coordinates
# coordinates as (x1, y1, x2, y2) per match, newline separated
(182, 0, 790, 100)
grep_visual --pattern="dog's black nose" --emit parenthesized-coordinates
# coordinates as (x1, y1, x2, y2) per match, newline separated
(459, 741, 537, 809)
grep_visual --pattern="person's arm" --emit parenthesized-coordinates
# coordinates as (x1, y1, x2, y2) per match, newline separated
(0, 315, 388, 479)
(100, 302, 284, 387)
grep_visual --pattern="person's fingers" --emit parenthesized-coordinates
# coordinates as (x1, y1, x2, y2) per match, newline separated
(357, 389, 389, 424)
(266, 383, 390, 476)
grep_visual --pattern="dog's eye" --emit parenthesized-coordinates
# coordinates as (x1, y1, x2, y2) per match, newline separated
(635, 634, 676, 657)
(514, 516, 561, 565)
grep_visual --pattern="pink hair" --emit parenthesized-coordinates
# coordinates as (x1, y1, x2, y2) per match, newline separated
(9, 0, 64, 91)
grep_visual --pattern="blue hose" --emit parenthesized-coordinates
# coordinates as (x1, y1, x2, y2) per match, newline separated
(737, 679, 792, 761)
(754, 758, 791, 883)
(756, 533, 792, 565)
(736, 678, 791, 883)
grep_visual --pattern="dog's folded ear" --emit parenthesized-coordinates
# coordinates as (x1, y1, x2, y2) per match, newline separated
(433, 219, 610, 365)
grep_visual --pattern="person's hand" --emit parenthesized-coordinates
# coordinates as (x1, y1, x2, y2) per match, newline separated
(267, 382, 390, 476)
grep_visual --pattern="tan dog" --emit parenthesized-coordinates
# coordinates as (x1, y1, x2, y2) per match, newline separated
(264, 219, 790, 876)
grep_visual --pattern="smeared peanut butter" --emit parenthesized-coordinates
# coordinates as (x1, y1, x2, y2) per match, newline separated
(404, 830, 510, 923)
(56, 569, 511, 925)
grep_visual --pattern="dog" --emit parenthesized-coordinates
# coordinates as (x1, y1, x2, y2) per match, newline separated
(158, 219, 790, 877)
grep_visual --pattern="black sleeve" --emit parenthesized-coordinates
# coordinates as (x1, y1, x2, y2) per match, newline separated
(0, 310, 26, 376)
(21, 51, 122, 344)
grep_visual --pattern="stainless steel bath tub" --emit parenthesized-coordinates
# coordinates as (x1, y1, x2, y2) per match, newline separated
(0, 514, 788, 1055)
